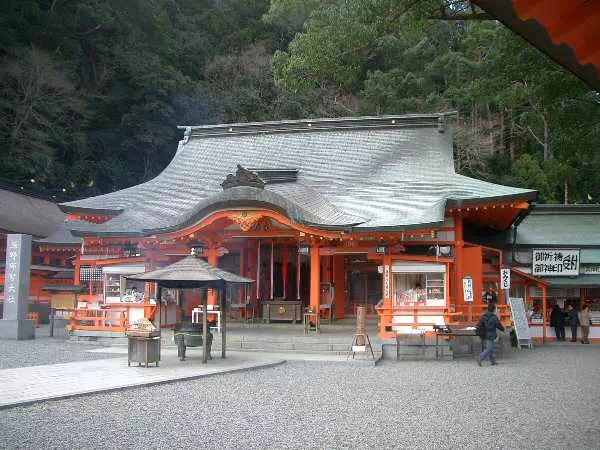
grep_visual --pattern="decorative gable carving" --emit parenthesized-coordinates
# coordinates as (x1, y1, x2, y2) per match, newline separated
(221, 165, 265, 190)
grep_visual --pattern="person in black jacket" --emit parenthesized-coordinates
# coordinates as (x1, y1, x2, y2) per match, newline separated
(567, 304, 580, 342)
(550, 303, 565, 341)
(477, 304, 505, 366)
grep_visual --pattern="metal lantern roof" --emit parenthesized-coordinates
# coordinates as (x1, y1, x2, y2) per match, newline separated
(127, 255, 253, 289)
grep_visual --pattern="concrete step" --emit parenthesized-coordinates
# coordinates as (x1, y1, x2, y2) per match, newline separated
(381, 343, 453, 361)
(68, 333, 382, 355)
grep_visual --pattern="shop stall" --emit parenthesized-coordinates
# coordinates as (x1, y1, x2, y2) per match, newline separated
(386, 262, 448, 332)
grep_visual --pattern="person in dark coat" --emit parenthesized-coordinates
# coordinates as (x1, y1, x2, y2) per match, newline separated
(550, 303, 565, 341)
(568, 305, 580, 342)
(477, 304, 505, 366)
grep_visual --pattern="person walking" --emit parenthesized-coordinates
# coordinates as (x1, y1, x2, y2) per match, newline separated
(579, 304, 592, 344)
(477, 304, 505, 366)
(568, 304, 580, 342)
(550, 303, 566, 341)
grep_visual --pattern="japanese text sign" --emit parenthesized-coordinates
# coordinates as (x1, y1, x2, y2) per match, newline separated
(2, 234, 32, 321)
(500, 269, 511, 290)
(532, 249, 579, 276)
(463, 277, 473, 302)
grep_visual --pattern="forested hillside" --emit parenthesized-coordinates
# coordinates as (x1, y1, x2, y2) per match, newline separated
(1, 0, 599, 204)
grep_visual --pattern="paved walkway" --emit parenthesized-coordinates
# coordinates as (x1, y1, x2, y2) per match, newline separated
(0, 351, 284, 410)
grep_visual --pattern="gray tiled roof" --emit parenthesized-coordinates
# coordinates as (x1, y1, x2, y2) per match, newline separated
(542, 275, 600, 287)
(35, 221, 82, 245)
(61, 115, 535, 236)
(0, 189, 65, 238)
(515, 205, 600, 247)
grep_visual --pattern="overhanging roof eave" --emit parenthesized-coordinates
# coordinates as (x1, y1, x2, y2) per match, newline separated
(446, 191, 537, 208)
(58, 204, 124, 215)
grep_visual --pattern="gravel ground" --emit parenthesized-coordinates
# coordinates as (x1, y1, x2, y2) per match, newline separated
(1, 345, 600, 449)
(0, 337, 119, 369)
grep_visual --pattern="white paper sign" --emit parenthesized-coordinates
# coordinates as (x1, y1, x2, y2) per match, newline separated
(500, 268, 511, 290)
(532, 249, 579, 276)
(463, 277, 473, 302)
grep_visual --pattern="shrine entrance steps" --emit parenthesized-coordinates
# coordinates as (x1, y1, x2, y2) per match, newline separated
(68, 319, 384, 356)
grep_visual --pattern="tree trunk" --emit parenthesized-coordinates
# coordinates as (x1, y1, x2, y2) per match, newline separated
(486, 103, 494, 154)
(543, 108, 550, 160)
(509, 109, 516, 163)
(564, 180, 568, 205)
(499, 108, 505, 154)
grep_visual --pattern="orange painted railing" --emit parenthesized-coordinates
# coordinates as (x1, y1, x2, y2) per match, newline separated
(376, 305, 449, 338)
(453, 304, 511, 324)
(376, 304, 512, 339)
(64, 303, 159, 332)
(69, 308, 128, 332)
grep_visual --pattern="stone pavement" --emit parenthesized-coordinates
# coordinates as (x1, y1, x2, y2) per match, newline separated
(0, 350, 284, 410)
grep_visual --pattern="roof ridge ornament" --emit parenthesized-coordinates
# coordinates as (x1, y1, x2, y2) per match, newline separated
(176, 126, 192, 153)
(221, 165, 265, 190)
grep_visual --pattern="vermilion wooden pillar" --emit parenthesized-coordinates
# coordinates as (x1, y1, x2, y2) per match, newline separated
(248, 240, 258, 311)
(309, 245, 320, 317)
(270, 240, 274, 300)
(239, 246, 246, 302)
(256, 239, 261, 300)
(74, 255, 81, 286)
(542, 285, 548, 343)
(282, 244, 288, 299)
(381, 253, 393, 335)
(454, 212, 464, 310)
(144, 249, 157, 300)
(207, 245, 218, 305)
(296, 250, 301, 301)
(322, 255, 331, 284)
(333, 254, 345, 319)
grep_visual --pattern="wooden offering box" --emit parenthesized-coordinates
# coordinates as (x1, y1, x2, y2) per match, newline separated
(262, 301, 302, 323)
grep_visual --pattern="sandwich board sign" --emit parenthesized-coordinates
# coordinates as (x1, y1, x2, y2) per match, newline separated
(508, 297, 532, 349)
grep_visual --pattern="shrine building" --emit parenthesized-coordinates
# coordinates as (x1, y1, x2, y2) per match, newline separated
(58, 114, 538, 338)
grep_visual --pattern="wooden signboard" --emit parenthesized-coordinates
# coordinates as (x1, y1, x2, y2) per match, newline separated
(508, 297, 532, 349)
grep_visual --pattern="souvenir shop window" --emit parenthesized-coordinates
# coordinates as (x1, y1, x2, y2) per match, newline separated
(393, 272, 445, 307)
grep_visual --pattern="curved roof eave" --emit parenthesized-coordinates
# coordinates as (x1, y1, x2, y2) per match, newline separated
(446, 191, 538, 207)
(143, 186, 366, 235)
